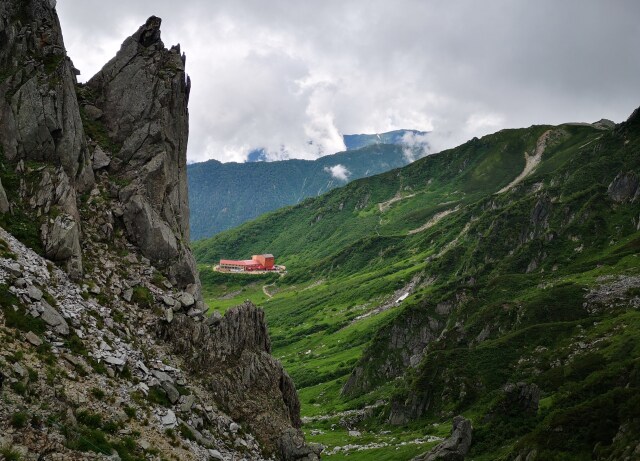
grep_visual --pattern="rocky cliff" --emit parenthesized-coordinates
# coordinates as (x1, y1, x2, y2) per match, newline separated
(0, 0, 94, 279)
(0, 1, 313, 459)
(83, 16, 198, 292)
(159, 303, 320, 459)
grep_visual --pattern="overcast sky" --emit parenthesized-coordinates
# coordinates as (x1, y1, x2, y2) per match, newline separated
(57, 1, 640, 164)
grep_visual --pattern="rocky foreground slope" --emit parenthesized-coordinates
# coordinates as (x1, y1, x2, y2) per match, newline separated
(0, 1, 317, 459)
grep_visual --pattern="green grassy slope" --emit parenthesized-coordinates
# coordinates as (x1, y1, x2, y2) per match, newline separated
(194, 109, 640, 460)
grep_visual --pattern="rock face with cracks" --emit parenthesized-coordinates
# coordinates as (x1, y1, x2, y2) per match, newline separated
(159, 302, 321, 460)
(85, 15, 198, 293)
(0, 0, 94, 278)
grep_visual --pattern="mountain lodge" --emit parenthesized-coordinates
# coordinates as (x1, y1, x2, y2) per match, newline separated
(219, 254, 276, 272)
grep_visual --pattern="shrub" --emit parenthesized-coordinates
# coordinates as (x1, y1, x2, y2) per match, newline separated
(10, 382, 27, 396)
(10, 411, 28, 428)
(145, 387, 171, 407)
(124, 406, 137, 419)
(131, 286, 153, 309)
(0, 447, 22, 461)
(90, 387, 106, 400)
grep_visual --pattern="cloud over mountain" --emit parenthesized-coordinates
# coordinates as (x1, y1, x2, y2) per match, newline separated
(58, 0, 640, 163)
(324, 164, 351, 181)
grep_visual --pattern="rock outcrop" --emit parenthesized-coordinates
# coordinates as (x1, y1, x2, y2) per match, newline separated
(412, 416, 472, 461)
(159, 302, 320, 459)
(342, 301, 445, 397)
(0, 0, 94, 278)
(608, 171, 639, 203)
(85, 16, 199, 294)
(0, 179, 9, 213)
(1, 2, 199, 292)
(499, 382, 540, 415)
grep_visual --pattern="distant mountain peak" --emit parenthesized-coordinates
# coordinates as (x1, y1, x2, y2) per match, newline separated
(343, 129, 428, 151)
(244, 129, 428, 162)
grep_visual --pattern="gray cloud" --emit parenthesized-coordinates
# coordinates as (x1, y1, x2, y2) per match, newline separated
(57, 0, 640, 163)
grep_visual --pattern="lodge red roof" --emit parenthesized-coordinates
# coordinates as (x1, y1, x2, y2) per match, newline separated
(220, 259, 260, 266)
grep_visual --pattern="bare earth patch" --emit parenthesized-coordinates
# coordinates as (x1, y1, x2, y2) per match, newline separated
(408, 206, 461, 235)
(496, 129, 555, 194)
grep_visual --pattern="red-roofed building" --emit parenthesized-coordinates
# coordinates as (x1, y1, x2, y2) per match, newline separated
(252, 254, 275, 270)
(219, 254, 276, 272)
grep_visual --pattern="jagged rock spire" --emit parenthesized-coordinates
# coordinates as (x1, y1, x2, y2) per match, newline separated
(86, 16, 200, 297)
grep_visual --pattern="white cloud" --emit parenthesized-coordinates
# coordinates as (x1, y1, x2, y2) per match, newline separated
(56, 1, 640, 163)
(324, 164, 351, 181)
(400, 131, 431, 162)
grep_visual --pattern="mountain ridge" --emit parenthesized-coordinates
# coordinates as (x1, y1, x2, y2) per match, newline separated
(194, 111, 640, 460)
(188, 141, 428, 240)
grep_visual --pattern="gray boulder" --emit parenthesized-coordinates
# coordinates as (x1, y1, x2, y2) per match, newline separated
(278, 428, 322, 461)
(40, 300, 70, 336)
(161, 381, 180, 404)
(412, 416, 472, 461)
(41, 213, 82, 279)
(27, 285, 43, 301)
(179, 292, 196, 308)
(92, 145, 111, 170)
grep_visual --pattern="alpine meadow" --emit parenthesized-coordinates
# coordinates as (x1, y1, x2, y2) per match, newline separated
(195, 114, 640, 460)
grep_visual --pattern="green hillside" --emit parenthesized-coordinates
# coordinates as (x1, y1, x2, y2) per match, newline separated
(188, 143, 420, 240)
(193, 109, 640, 460)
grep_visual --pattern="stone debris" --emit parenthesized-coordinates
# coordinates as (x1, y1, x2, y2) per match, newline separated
(25, 331, 43, 346)
(27, 285, 43, 301)
(12, 362, 27, 378)
(162, 410, 178, 428)
(208, 449, 225, 460)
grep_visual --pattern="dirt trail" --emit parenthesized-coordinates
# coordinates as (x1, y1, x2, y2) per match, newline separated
(263, 283, 274, 298)
(378, 193, 416, 212)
